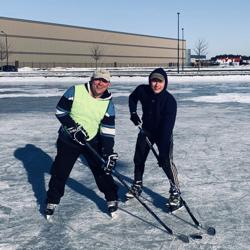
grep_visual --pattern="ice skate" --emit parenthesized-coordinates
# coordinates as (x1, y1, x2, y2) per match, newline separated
(107, 200, 118, 218)
(166, 186, 183, 213)
(125, 181, 142, 199)
(45, 203, 57, 222)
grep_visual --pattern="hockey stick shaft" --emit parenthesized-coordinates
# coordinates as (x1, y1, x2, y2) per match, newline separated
(113, 170, 173, 234)
(137, 125, 202, 227)
(84, 142, 173, 235)
(138, 125, 160, 162)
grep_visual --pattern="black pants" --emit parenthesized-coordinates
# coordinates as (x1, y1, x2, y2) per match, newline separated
(133, 132, 180, 190)
(47, 137, 118, 204)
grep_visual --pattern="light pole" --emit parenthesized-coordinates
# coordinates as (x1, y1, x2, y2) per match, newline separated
(177, 12, 180, 73)
(1, 31, 9, 65)
(182, 27, 184, 71)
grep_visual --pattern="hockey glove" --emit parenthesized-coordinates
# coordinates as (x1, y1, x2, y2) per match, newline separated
(67, 124, 89, 146)
(130, 112, 141, 126)
(103, 153, 118, 174)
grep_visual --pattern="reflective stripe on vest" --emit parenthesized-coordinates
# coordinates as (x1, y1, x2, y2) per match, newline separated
(70, 84, 109, 140)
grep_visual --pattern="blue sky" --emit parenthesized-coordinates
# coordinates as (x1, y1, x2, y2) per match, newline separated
(1, 0, 249, 58)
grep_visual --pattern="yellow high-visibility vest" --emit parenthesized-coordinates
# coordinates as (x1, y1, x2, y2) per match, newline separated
(70, 84, 109, 140)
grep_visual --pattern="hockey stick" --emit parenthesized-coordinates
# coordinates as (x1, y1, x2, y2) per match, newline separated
(84, 142, 189, 243)
(137, 125, 216, 236)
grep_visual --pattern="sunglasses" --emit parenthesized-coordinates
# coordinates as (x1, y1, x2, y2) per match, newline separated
(93, 78, 109, 83)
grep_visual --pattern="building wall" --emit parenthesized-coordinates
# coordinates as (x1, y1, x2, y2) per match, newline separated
(0, 17, 186, 68)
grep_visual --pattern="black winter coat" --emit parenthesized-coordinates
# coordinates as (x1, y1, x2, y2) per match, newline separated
(128, 68, 177, 161)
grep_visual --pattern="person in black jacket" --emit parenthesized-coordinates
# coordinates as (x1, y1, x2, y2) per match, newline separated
(126, 67, 182, 210)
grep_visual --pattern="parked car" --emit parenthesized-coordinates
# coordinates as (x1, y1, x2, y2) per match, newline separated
(0, 65, 18, 72)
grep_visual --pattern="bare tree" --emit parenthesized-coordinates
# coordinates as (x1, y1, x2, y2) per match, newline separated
(0, 40, 7, 70)
(193, 39, 208, 69)
(90, 45, 103, 69)
(0, 38, 12, 70)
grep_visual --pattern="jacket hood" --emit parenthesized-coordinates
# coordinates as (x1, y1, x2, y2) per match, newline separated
(148, 68, 168, 91)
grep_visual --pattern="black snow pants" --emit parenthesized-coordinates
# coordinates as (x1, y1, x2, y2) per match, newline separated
(133, 131, 180, 190)
(46, 137, 118, 204)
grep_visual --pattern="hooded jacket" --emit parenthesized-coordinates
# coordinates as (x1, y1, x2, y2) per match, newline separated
(128, 68, 177, 160)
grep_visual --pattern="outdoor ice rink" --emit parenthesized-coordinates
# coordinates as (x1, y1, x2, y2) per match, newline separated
(0, 74, 250, 249)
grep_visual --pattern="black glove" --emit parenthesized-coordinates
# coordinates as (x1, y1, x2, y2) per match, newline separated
(67, 124, 89, 146)
(103, 153, 118, 174)
(130, 112, 141, 126)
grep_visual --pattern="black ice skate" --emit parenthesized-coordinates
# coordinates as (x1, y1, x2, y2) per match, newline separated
(167, 187, 183, 213)
(125, 181, 142, 199)
(45, 203, 57, 222)
(107, 200, 118, 218)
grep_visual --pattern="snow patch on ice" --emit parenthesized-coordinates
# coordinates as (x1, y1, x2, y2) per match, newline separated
(0, 181, 10, 189)
(170, 88, 194, 94)
(0, 92, 63, 98)
(0, 87, 64, 98)
(112, 92, 130, 97)
(184, 93, 250, 103)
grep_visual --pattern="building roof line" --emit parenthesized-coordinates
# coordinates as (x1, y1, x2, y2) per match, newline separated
(0, 16, 185, 42)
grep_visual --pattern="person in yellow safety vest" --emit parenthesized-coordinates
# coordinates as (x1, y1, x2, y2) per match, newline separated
(45, 69, 119, 219)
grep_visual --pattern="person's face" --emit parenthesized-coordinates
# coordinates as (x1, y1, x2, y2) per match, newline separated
(150, 78, 165, 94)
(91, 78, 110, 97)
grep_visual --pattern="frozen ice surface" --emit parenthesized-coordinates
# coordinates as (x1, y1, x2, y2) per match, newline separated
(0, 74, 250, 249)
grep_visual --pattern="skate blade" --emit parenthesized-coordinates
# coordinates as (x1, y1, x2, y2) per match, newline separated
(166, 204, 184, 214)
(125, 195, 135, 201)
(46, 215, 53, 223)
(109, 211, 119, 219)
(125, 192, 142, 200)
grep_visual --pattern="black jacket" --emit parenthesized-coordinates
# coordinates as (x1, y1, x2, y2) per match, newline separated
(129, 68, 177, 160)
